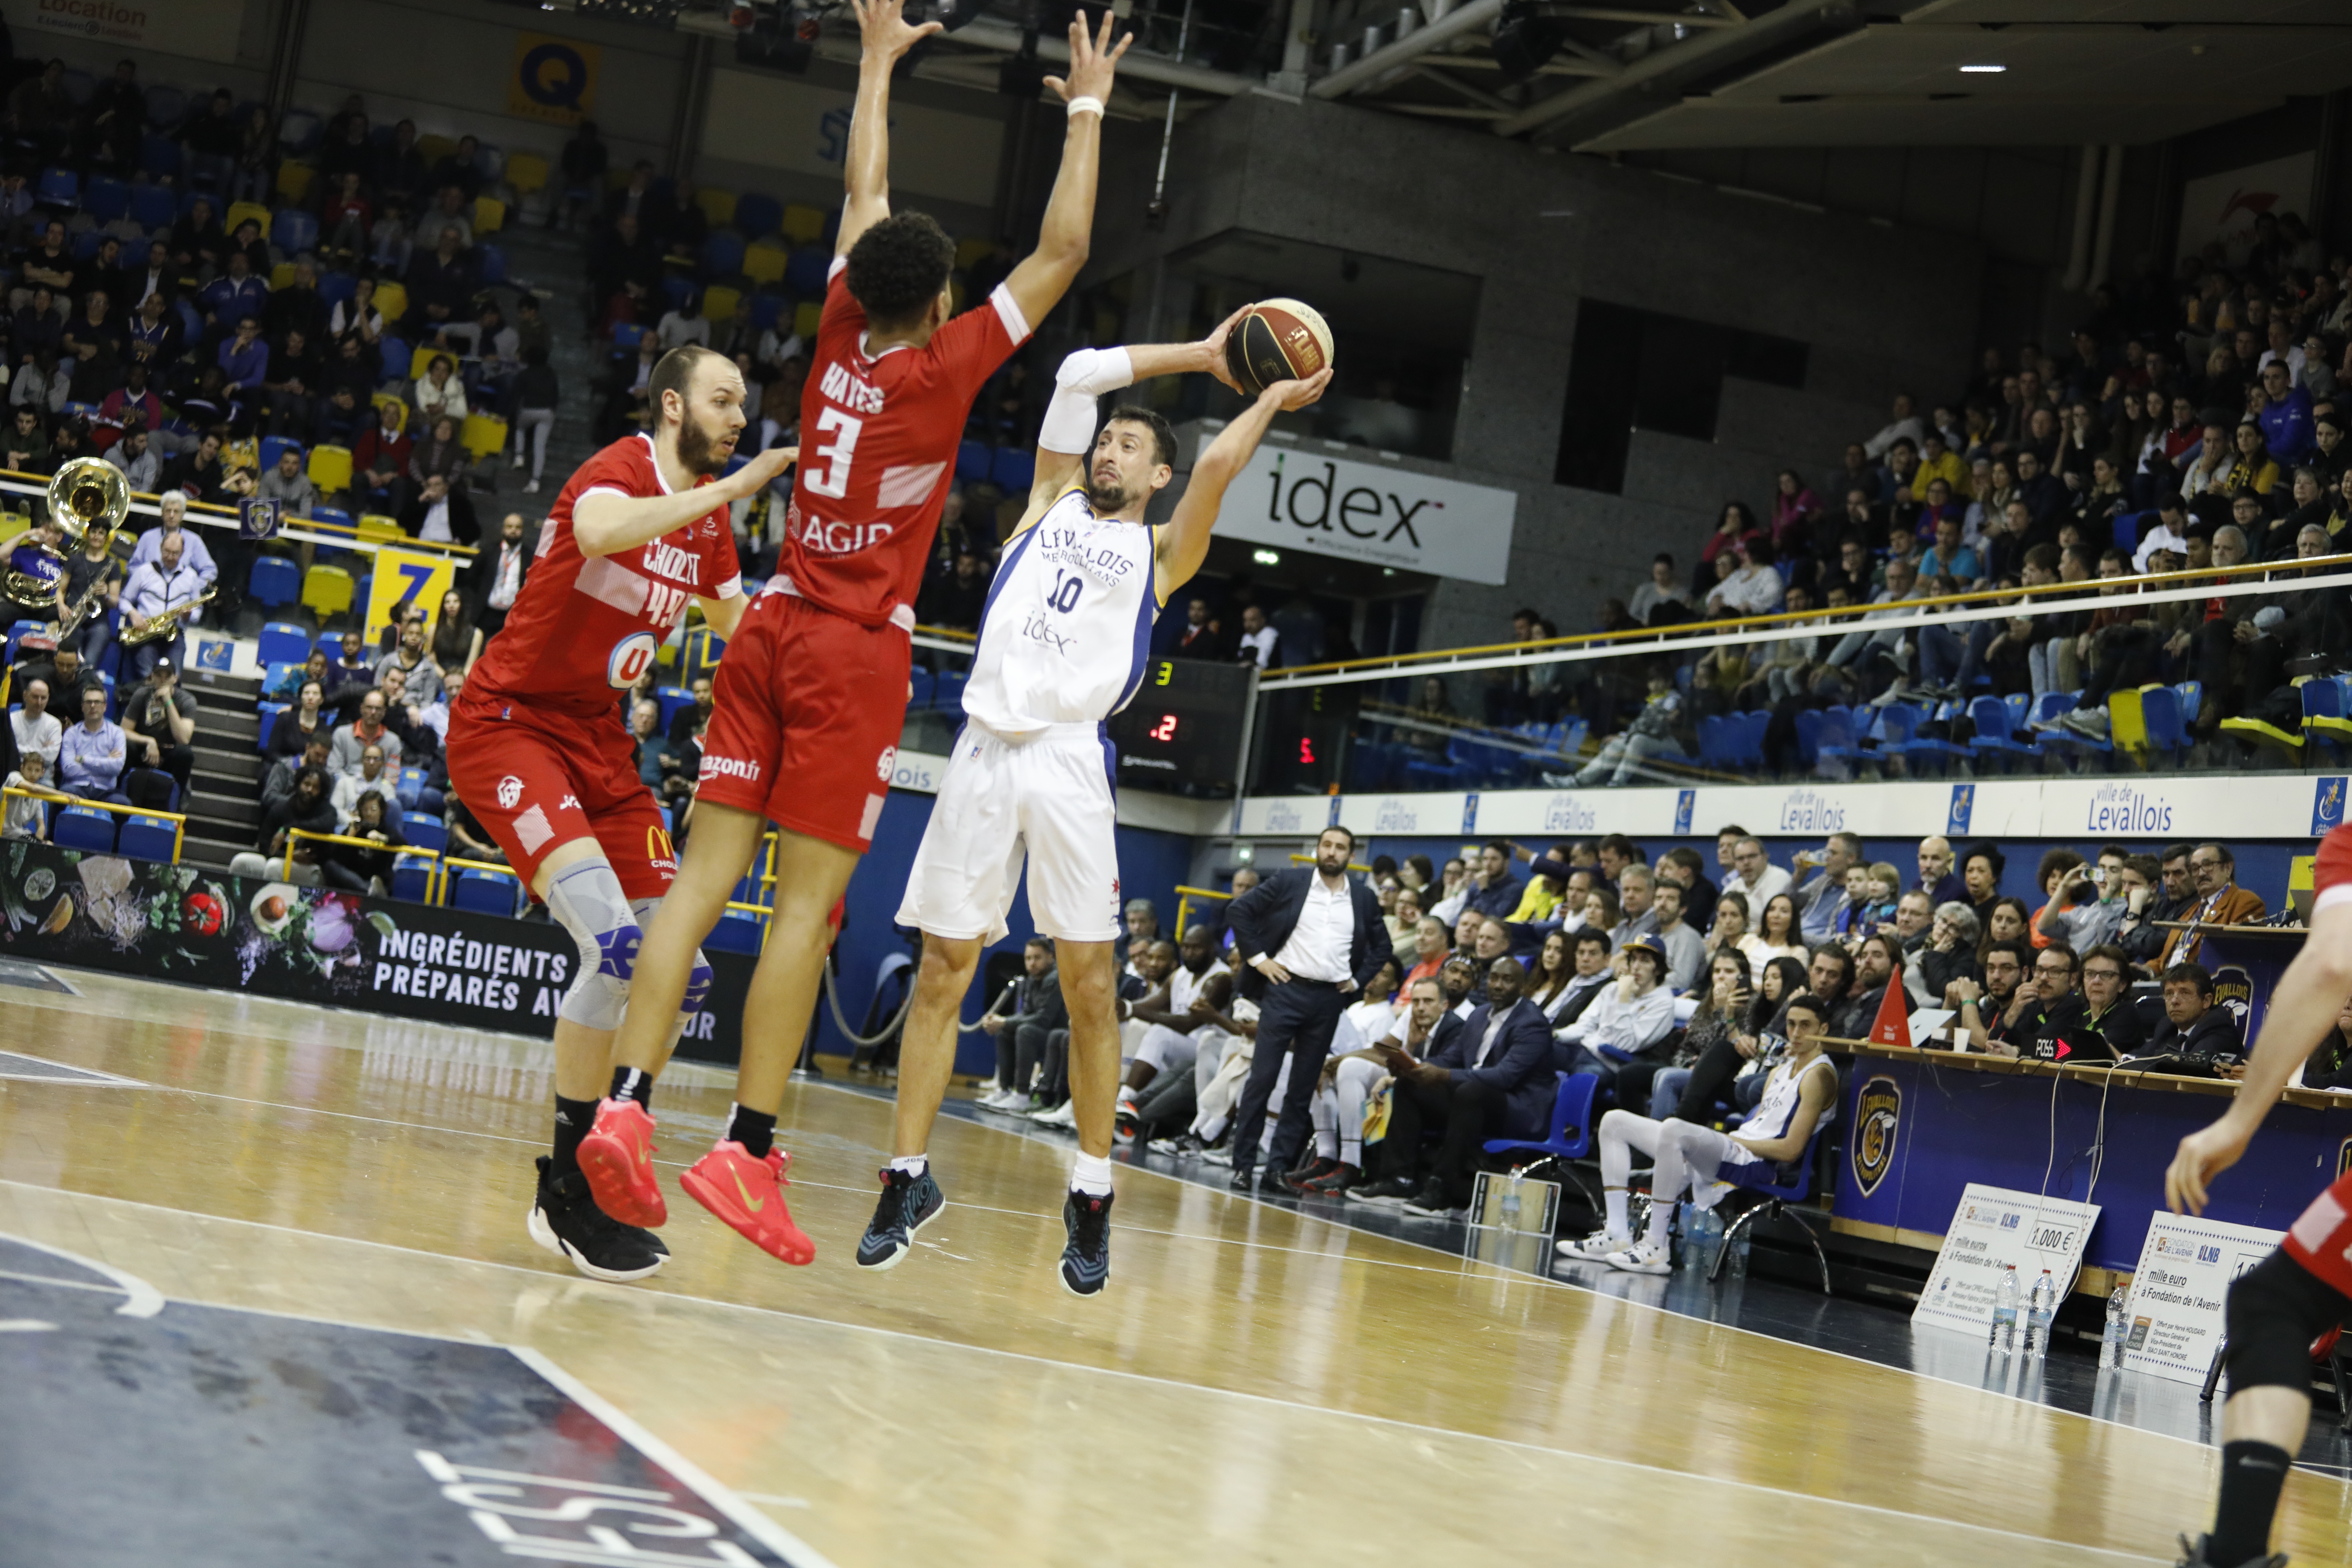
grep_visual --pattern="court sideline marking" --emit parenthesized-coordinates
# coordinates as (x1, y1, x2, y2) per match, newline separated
(0, 1178, 2190, 1562)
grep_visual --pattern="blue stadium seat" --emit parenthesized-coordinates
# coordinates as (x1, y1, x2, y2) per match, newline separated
(391, 862, 434, 902)
(735, 192, 782, 240)
(705, 908, 765, 955)
(611, 322, 642, 351)
(84, 175, 129, 222)
(660, 273, 693, 313)
(259, 435, 303, 474)
(53, 805, 117, 853)
(250, 555, 301, 608)
(310, 506, 353, 530)
(272, 208, 318, 254)
(133, 160, 181, 206)
(700, 230, 746, 279)
(394, 767, 426, 810)
(932, 669, 968, 714)
(451, 868, 520, 916)
(257, 621, 310, 666)
(906, 667, 934, 710)
(476, 243, 505, 285)
(783, 246, 830, 296)
(117, 813, 177, 863)
(376, 336, 409, 379)
(317, 270, 358, 308)
(955, 440, 991, 483)
(748, 292, 785, 331)
(34, 167, 77, 206)
(654, 684, 692, 733)
(402, 813, 448, 853)
(989, 448, 1034, 492)
(1484, 1072, 1598, 1166)
(256, 701, 289, 753)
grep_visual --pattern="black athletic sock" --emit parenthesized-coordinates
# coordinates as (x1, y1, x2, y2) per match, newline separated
(2209, 1439, 2291, 1564)
(724, 1103, 776, 1160)
(552, 1095, 597, 1173)
(609, 1065, 655, 1111)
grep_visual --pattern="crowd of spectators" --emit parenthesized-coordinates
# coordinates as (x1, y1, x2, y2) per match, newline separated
(1016, 823, 2337, 1263)
(1405, 227, 2352, 782)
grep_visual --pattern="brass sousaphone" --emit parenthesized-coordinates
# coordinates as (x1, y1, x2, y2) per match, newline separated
(5, 457, 129, 613)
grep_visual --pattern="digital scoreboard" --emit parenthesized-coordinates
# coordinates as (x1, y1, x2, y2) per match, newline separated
(1105, 658, 1257, 797)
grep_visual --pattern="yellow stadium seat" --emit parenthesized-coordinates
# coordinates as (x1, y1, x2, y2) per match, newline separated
(276, 161, 315, 202)
(300, 565, 354, 620)
(369, 394, 406, 434)
(224, 200, 272, 239)
(743, 241, 788, 286)
(357, 515, 405, 546)
(416, 133, 457, 166)
(307, 444, 352, 495)
(461, 414, 508, 460)
(695, 187, 737, 226)
(701, 284, 741, 323)
(794, 301, 821, 340)
(371, 280, 407, 323)
(412, 343, 456, 381)
(472, 195, 505, 236)
(505, 152, 550, 194)
(780, 204, 825, 246)
(270, 261, 297, 290)
(954, 237, 998, 271)
(606, 167, 632, 190)
(949, 278, 965, 314)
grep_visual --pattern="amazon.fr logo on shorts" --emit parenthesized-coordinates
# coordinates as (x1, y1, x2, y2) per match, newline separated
(700, 756, 761, 784)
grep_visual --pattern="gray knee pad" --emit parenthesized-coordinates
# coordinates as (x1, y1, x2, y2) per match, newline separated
(547, 860, 640, 1030)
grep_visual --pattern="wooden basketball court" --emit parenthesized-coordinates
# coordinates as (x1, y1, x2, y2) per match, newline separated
(2, 965, 2345, 1566)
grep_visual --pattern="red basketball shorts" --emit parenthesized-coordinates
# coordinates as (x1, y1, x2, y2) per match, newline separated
(695, 590, 911, 852)
(445, 691, 675, 903)
(2285, 1168, 2352, 1298)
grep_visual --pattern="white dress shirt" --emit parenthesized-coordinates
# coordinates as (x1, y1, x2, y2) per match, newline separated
(1237, 626, 1279, 669)
(10, 708, 61, 769)
(1268, 874, 1353, 982)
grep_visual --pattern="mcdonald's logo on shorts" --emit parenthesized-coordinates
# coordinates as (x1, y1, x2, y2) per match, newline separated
(647, 825, 678, 875)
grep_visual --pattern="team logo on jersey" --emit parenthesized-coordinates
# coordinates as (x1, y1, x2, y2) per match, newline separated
(875, 745, 897, 782)
(643, 538, 703, 585)
(497, 775, 524, 810)
(608, 631, 659, 690)
(700, 755, 761, 784)
(646, 825, 677, 875)
(797, 517, 895, 555)
(2211, 964, 2254, 1034)
(1851, 1076, 1901, 1198)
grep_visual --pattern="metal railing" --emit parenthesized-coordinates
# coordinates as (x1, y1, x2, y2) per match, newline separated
(4, 786, 187, 861)
(285, 828, 441, 896)
(1171, 883, 1232, 940)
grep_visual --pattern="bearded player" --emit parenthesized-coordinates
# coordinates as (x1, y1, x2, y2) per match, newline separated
(447, 344, 791, 1283)
(570, 0, 1129, 1263)
(862, 329, 1327, 1293)
(2164, 824, 2352, 1568)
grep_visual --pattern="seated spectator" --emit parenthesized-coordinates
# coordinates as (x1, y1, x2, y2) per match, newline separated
(1233, 604, 1278, 668)
(1643, 949, 1753, 1118)
(667, 676, 716, 745)
(128, 490, 220, 588)
(1556, 934, 1676, 1080)
(376, 615, 447, 705)
(118, 658, 196, 802)
(321, 790, 407, 895)
(974, 937, 1069, 1111)
(2161, 842, 2267, 965)
(655, 299, 711, 353)
(2124, 960, 2242, 1072)
(1740, 892, 1807, 970)
(1300, 973, 1444, 1193)
(376, 666, 441, 766)
(413, 354, 468, 427)
(1724, 834, 1793, 908)
(1961, 845, 2004, 927)
(1910, 902, 1982, 1005)
(2036, 844, 2130, 950)
(10, 676, 61, 773)
(443, 778, 504, 865)
(400, 470, 480, 546)
(1661, 951, 1815, 1121)
(268, 650, 330, 701)
(2296, 998, 2352, 1092)
(270, 679, 333, 758)
(1345, 956, 1555, 1216)
(1831, 932, 1913, 1040)
(1628, 553, 1690, 625)
(1564, 989, 1838, 1275)
(631, 698, 693, 811)
(1704, 536, 1783, 619)
(2113, 853, 2169, 966)
(1947, 937, 2033, 1052)
(105, 424, 160, 493)
(353, 399, 412, 513)
(1794, 832, 1862, 944)
(57, 684, 128, 802)
(2029, 943, 2146, 1063)
(331, 741, 401, 824)
(1568, 668, 1681, 788)
(256, 444, 318, 517)
(1645, 878, 1706, 992)
(118, 531, 209, 681)
(2, 748, 66, 838)
(231, 764, 336, 888)
(330, 690, 406, 776)
(1117, 926, 1237, 1126)
(1528, 927, 1612, 1029)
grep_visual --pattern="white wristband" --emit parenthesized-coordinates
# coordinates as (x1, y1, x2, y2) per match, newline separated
(1066, 96, 1104, 119)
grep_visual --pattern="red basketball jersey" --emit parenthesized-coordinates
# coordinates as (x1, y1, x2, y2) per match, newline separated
(470, 433, 742, 718)
(780, 258, 1030, 628)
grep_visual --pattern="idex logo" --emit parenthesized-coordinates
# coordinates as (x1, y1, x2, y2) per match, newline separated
(1851, 1076, 1900, 1197)
(1263, 452, 1440, 546)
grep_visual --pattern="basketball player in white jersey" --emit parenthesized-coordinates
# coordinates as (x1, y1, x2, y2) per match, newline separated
(857, 321, 1329, 1295)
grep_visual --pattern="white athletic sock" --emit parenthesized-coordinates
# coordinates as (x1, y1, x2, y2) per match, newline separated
(1643, 1196, 1674, 1250)
(1603, 1188, 1629, 1237)
(1070, 1152, 1114, 1196)
(889, 1154, 928, 1178)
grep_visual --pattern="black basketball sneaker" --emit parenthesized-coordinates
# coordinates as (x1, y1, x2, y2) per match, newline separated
(1059, 1188, 1114, 1297)
(528, 1156, 666, 1282)
(855, 1165, 946, 1270)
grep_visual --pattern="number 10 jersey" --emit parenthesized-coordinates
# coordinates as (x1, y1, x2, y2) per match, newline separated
(961, 486, 1166, 738)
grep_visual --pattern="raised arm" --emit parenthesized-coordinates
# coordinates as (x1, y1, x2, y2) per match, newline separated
(1157, 369, 1332, 592)
(1027, 316, 1245, 507)
(837, 0, 940, 260)
(1000, 10, 1130, 332)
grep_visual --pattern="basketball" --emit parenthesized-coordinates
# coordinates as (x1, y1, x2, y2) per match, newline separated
(1224, 298, 1334, 396)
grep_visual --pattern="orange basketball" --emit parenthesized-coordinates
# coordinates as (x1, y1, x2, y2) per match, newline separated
(1224, 298, 1334, 396)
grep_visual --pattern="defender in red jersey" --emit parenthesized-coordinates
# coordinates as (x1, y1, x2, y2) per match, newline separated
(575, 0, 1129, 1265)
(446, 344, 792, 1284)
(2163, 822, 2352, 1568)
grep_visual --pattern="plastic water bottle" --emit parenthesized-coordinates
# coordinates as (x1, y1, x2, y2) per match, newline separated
(2101, 1283, 2129, 1369)
(1499, 1171, 1523, 1231)
(1989, 1265, 2021, 1353)
(2024, 1269, 2058, 1357)
(1682, 1201, 1722, 1268)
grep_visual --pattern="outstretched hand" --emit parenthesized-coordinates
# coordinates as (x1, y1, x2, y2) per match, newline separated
(1202, 305, 1250, 394)
(1044, 8, 1132, 105)
(728, 444, 796, 499)
(853, 0, 942, 61)
(1260, 368, 1334, 412)
(2166, 1115, 2254, 1215)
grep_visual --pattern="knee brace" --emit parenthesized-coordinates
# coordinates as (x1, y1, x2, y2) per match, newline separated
(628, 897, 713, 1016)
(2223, 1249, 2349, 1393)
(547, 860, 640, 1030)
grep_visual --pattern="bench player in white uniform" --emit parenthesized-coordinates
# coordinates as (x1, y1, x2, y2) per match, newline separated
(858, 318, 1329, 1295)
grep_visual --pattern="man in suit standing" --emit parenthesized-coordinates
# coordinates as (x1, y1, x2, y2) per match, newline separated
(1348, 954, 1556, 1216)
(1224, 825, 1393, 1192)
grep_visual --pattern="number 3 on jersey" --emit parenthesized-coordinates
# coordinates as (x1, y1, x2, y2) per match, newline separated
(804, 407, 862, 499)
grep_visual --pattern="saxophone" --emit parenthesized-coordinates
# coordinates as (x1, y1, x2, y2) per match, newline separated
(56, 548, 118, 639)
(122, 585, 215, 648)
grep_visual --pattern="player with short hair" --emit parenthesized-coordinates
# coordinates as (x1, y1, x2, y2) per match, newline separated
(859, 322, 1329, 1294)
(445, 341, 791, 1282)
(2164, 825, 2352, 1568)
(573, 0, 1132, 1264)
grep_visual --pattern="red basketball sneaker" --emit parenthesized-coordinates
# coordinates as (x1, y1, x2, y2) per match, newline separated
(578, 1098, 667, 1228)
(680, 1141, 815, 1265)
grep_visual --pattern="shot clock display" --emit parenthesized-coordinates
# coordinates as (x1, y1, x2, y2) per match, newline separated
(1106, 658, 1257, 796)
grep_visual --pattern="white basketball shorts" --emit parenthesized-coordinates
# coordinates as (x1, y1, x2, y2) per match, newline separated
(895, 721, 1122, 945)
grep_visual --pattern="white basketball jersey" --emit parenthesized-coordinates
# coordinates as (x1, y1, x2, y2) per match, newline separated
(961, 487, 1164, 736)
